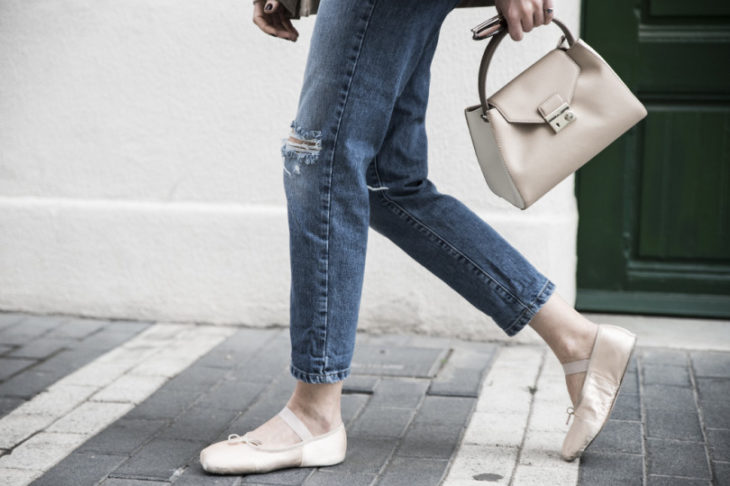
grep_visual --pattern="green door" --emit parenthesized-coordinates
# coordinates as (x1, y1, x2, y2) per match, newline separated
(576, 0, 730, 318)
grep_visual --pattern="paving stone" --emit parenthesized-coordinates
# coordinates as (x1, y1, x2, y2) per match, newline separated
(0, 316, 61, 344)
(174, 462, 243, 485)
(342, 375, 378, 395)
(0, 412, 56, 449)
(14, 383, 96, 416)
(611, 390, 641, 421)
(101, 478, 171, 485)
(446, 443, 517, 482)
(641, 349, 688, 367)
(230, 352, 291, 385)
(341, 393, 368, 426)
(378, 456, 448, 486)
(368, 378, 429, 409)
(0, 431, 86, 471)
(578, 451, 643, 486)
(701, 402, 730, 430)
(643, 384, 697, 411)
(428, 348, 495, 398)
(326, 437, 397, 475)
(412, 396, 475, 426)
(34, 346, 108, 374)
(643, 364, 691, 387)
(44, 317, 109, 339)
(0, 367, 63, 399)
(193, 378, 268, 412)
(348, 406, 414, 439)
(691, 351, 730, 378)
(302, 470, 374, 486)
(47, 401, 133, 435)
(350, 345, 447, 378)
(125, 386, 202, 420)
(0, 467, 43, 486)
(0, 312, 26, 329)
(30, 451, 127, 486)
(77, 326, 148, 350)
(158, 403, 239, 442)
(397, 422, 462, 459)
(164, 362, 228, 392)
(646, 409, 703, 441)
(6, 337, 72, 360)
(463, 411, 527, 448)
(91, 374, 169, 404)
(112, 438, 208, 480)
(714, 461, 730, 486)
(695, 378, 730, 404)
(194, 329, 278, 370)
(77, 418, 168, 455)
(647, 475, 710, 485)
(0, 357, 37, 380)
(707, 429, 730, 462)
(0, 396, 24, 416)
(511, 463, 579, 486)
(647, 438, 710, 479)
(240, 467, 312, 484)
(619, 368, 640, 395)
(587, 420, 643, 455)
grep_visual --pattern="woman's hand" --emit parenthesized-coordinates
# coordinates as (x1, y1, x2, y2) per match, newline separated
(493, 0, 554, 41)
(253, 0, 299, 42)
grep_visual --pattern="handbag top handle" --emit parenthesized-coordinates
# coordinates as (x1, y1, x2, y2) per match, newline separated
(477, 18, 576, 117)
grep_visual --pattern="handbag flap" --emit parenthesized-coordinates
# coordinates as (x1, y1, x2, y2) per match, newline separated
(487, 48, 580, 124)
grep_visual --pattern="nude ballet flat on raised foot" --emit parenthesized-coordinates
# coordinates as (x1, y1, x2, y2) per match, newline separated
(199, 406, 347, 475)
(561, 324, 637, 462)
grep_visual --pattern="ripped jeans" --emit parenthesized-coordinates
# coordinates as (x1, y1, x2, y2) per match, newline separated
(281, 0, 556, 384)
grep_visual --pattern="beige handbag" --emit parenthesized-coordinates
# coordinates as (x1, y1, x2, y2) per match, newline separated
(465, 18, 647, 210)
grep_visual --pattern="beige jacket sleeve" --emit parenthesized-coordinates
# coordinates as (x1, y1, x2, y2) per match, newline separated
(280, 0, 495, 20)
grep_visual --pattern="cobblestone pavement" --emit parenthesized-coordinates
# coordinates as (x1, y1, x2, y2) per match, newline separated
(0, 312, 727, 485)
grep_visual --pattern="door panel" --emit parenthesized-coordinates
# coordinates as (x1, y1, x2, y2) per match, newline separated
(576, 0, 730, 318)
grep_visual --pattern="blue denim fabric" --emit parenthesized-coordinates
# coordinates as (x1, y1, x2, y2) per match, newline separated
(282, 0, 556, 384)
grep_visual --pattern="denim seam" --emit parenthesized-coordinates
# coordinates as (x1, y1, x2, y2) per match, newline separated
(503, 278, 555, 336)
(371, 161, 532, 311)
(320, 0, 378, 373)
(290, 362, 351, 384)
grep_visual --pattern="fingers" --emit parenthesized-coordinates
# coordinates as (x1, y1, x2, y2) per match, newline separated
(533, 3, 545, 27)
(253, 0, 298, 41)
(543, 0, 555, 24)
(496, 0, 554, 41)
(263, 0, 279, 13)
(503, 8, 524, 41)
(279, 12, 299, 41)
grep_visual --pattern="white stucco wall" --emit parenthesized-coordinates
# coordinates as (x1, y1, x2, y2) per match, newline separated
(0, 0, 581, 340)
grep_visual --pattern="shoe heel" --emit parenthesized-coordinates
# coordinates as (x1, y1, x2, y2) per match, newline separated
(301, 425, 347, 467)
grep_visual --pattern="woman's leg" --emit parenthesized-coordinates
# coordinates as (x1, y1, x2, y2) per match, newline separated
(363, 2, 596, 410)
(528, 293, 598, 406)
(246, 0, 462, 447)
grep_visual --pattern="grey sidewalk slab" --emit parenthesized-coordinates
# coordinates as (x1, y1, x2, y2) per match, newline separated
(0, 311, 724, 486)
(577, 347, 730, 486)
(27, 325, 495, 486)
(0, 314, 153, 418)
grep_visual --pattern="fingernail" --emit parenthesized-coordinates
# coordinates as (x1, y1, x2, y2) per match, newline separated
(264, 3, 273, 11)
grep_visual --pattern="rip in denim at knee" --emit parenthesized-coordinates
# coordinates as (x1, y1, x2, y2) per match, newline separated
(281, 122, 322, 176)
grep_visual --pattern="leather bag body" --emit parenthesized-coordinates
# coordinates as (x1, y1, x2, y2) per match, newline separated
(465, 19, 648, 210)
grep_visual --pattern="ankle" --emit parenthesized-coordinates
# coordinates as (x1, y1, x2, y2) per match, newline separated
(557, 323, 598, 364)
(286, 381, 343, 433)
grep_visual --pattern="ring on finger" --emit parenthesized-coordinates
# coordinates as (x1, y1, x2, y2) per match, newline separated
(544, 8, 554, 13)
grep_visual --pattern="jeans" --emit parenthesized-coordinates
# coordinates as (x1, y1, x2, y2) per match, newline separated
(281, 0, 556, 384)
